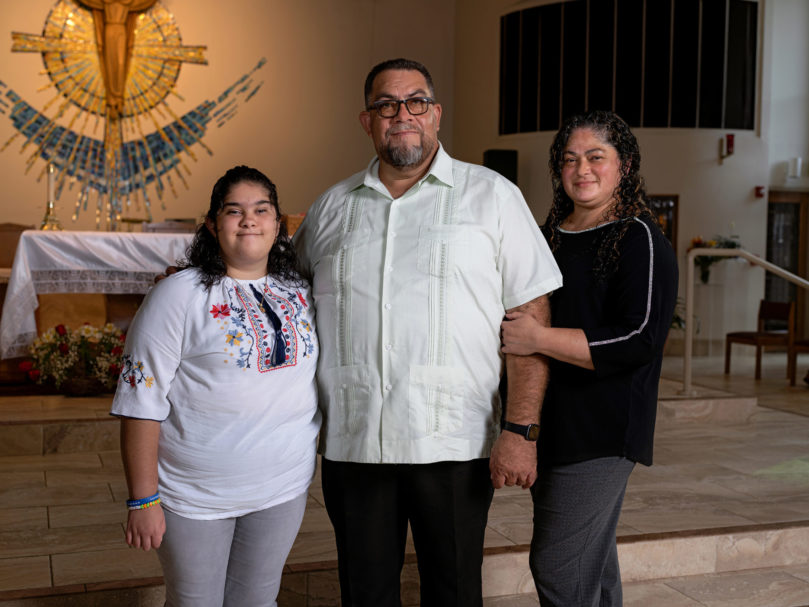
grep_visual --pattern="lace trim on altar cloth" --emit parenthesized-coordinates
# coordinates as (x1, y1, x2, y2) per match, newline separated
(31, 270, 157, 294)
(1, 331, 37, 359)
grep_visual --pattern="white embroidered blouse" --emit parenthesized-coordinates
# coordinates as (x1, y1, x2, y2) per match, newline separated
(111, 268, 320, 519)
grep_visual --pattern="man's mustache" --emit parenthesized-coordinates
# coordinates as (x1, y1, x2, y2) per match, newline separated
(386, 123, 423, 138)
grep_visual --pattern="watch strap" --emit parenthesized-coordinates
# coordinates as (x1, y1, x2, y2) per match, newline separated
(502, 421, 539, 441)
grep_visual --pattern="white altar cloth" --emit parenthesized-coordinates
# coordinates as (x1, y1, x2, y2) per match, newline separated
(1, 231, 192, 359)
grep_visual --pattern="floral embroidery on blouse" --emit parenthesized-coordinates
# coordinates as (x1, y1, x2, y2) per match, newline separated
(217, 280, 315, 373)
(119, 354, 154, 388)
(210, 303, 231, 318)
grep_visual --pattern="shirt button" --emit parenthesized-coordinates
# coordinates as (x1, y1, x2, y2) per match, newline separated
(390, 231, 397, 237)
(384, 303, 392, 310)
(385, 384, 392, 391)
(387, 266, 393, 272)
(385, 344, 392, 351)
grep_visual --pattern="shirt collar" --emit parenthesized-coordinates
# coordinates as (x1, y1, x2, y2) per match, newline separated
(360, 143, 454, 197)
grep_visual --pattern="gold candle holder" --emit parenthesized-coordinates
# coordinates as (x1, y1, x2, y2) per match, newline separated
(40, 163, 63, 231)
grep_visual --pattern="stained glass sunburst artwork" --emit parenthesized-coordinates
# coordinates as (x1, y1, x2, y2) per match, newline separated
(1, 0, 265, 227)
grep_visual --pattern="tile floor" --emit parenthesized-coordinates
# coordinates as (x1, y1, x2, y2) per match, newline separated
(0, 351, 807, 606)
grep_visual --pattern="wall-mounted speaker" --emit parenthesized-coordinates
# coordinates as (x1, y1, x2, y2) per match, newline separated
(483, 149, 518, 185)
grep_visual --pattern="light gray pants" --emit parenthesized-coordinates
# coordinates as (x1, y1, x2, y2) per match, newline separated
(157, 493, 307, 607)
(530, 456, 635, 607)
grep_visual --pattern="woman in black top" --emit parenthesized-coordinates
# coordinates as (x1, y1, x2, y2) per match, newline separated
(501, 111, 677, 606)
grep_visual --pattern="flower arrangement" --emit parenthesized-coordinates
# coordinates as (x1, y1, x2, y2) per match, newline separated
(19, 323, 125, 393)
(688, 235, 742, 284)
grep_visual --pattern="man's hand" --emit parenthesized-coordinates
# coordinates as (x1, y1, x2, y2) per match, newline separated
(490, 431, 537, 489)
(154, 265, 180, 284)
(126, 505, 166, 551)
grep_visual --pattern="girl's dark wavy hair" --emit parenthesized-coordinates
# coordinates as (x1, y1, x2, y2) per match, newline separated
(544, 110, 655, 280)
(180, 165, 303, 289)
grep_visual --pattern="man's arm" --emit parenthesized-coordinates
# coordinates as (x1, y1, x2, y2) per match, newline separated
(490, 294, 550, 489)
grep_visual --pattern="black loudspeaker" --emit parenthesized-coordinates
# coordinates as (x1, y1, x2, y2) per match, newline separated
(483, 149, 518, 184)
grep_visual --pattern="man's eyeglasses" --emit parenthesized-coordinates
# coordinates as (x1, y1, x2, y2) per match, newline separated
(367, 97, 434, 118)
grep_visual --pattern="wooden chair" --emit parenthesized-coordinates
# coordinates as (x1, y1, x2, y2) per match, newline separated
(788, 339, 809, 386)
(724, 300, 795, 379)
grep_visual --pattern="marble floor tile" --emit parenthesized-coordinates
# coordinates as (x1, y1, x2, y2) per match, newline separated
(285, 530, 338, 565)
(666, 568, 809, 607)
(0, 556, 51, 592)
(51, 547, 162, 586)
(45, 468, 124, 487)
(0, 485, 112, 510)
(0, 586, 166, 607)
(42, 422, 118, 455)
(619, 502, 756, 535)
(623, 581, 704, 607)
(0, 507, 47, 531)
(304, 569, 341, 607)
(483, 594, 539, 606)
(481, 552, 534, 597)
(0, 425, 42, 457)
(48, 501, 127, 528)
(784, 563, 809, 584)
(486, 516, 533, 545)
(297, 503, 335, 534)
(720, 496, 809, 524)
(489, 494, 534, 519)
(97, 451, 123, 471)
(108, 481, 129, 502)
(0, 524, 123, 559)
(0, 453, 101, 474)
(716, 527, 809, 572)
(0, 471, 45, 490)
(483, 525, 516, 548)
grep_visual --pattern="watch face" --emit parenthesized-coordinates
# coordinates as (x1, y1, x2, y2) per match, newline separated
(527, 424, 540, 441)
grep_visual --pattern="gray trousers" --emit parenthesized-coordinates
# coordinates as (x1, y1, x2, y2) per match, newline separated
(530, 456, 635, 607)
(157, 492, 307, 607)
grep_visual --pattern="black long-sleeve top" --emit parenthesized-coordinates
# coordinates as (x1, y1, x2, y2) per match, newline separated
(538, 216, 678, 467)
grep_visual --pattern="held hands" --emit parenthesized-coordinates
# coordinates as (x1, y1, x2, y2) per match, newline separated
(501, 311, 542, 356)
(126, 505, 166, 551)
(490, 431, 537, 489)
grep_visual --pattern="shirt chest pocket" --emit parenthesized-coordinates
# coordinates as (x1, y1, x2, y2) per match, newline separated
(416, 225, 470, 278)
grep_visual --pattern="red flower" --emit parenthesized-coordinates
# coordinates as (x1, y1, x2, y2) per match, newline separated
(58, 343, 70, 355)
(111, 346, 123, 356)
(18, 360, 33, 372)
(109, 363, 120, 375)
(119, 333, 126, 342)
(28, 369, 41, 382)
(55, 325, 67, 336)
(210, 303, 231, 319)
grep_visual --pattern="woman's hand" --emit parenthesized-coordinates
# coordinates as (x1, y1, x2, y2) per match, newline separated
(125, 505, 166, 551)
(501, 311, 542, 356)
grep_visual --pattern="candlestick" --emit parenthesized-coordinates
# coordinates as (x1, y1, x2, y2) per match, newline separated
(40, 163, 63, 231)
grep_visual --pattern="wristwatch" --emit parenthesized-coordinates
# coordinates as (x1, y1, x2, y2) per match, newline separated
(502, 421, 540, 441)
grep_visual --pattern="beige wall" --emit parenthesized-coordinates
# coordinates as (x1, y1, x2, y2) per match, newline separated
(0, 0, 456, 229)
(452, 0, 809, 338)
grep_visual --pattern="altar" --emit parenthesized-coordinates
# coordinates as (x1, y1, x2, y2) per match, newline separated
(1, 231, 192, 359)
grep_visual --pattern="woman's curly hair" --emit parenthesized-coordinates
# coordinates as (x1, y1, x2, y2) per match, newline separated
(181, 165, 303, 289)
(545, 110, 655, 280)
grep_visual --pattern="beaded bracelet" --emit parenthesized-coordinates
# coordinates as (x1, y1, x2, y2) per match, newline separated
(126, 492, 161, 511)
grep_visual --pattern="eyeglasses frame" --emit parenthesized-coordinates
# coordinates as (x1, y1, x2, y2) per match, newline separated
(366, 97, 435, 118)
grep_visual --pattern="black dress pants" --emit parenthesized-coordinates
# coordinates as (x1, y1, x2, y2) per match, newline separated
(321, 457, 494, 607)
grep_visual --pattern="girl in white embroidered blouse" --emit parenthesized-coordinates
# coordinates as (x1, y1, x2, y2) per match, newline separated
(111, 166, 320, 607)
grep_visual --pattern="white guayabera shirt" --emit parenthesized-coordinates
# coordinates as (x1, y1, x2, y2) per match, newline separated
(295, 145, 562, 464)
